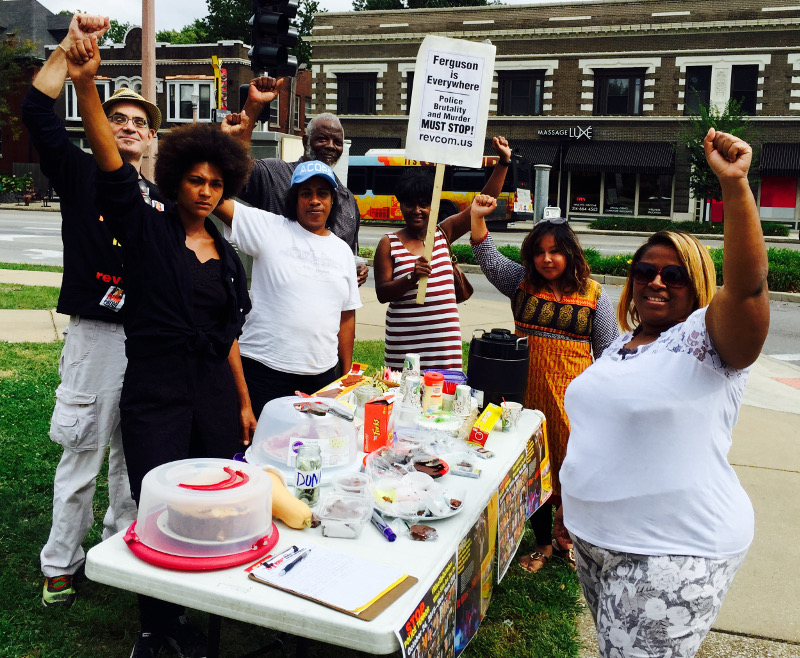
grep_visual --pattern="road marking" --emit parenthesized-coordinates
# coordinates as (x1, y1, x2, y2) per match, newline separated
(769, 354, 800, 362)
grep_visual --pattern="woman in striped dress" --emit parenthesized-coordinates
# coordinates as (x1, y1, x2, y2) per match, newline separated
(471, 212, 618, 573)
(374, 137, 513, 370)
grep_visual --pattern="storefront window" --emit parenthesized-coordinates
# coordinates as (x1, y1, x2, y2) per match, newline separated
(604, 173, 636, 215)
(569, 172, 601, 213)
(638, 174, 673, 216)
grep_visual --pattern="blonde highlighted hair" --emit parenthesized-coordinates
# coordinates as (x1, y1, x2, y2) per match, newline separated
(617, 230, 717, 332)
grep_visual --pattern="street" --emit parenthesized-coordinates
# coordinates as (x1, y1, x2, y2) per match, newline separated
(1, 209, 798, 366)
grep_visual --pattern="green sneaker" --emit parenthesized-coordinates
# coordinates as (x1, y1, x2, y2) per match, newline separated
(42, 575, 76, 607)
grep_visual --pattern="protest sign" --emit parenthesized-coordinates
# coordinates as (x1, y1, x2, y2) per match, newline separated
(404, 35, 495, 303)
(406, 35, 495, 168)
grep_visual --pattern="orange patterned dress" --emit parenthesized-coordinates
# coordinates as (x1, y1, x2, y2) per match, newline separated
(511, 278, 603, 495)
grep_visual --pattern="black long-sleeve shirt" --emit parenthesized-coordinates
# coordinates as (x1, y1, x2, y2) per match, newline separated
(21, 86, 165, 322)
(96, 163, 251, 360)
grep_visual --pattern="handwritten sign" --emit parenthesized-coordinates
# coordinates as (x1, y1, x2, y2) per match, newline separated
(406, 35, 496, 169)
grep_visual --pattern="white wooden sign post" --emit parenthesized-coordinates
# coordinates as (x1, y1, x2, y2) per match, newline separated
(404, 35, 495, 304)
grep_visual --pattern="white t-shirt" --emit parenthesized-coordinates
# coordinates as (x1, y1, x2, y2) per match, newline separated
(561, 307, 753, 559)
(231, 203, 361, 374)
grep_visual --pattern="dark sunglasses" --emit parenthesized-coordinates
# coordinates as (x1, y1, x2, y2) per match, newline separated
(631, 262, 690, 288)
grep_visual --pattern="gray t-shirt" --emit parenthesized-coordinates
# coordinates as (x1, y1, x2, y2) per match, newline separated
(238, 157, 361, 253)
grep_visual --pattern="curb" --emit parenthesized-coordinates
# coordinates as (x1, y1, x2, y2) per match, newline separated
(0, 202, 60, 212)
(571, 227, 800, 245)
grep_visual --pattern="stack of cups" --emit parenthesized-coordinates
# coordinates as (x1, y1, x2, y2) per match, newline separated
(401, 353, 421, 390)
(452, 384, 472, 416)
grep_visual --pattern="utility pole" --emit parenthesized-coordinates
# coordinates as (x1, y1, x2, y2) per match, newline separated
(141, 0, 157, 180)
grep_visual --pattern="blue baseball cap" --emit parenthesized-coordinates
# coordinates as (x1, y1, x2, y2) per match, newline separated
(291, 160, 338, 190)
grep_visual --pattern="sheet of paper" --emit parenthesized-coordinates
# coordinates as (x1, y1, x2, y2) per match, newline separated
(251, 542, 408, 613)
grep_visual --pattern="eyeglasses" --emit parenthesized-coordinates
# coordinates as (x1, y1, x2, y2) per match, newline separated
(535, 217, 567, 225)
(631, 262, 691, 288)
(108, 113, 149, 129)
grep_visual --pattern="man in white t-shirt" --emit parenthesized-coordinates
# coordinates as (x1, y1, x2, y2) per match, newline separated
(215, 160, 361, 418)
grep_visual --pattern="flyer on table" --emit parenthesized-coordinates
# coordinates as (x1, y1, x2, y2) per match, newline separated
(397, 555, 457, 658)
(455, 495, 497, 655)
(405, 35, 496, 169)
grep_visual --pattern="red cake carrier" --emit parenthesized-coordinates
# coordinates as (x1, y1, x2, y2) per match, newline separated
(125, 458, 278, 570)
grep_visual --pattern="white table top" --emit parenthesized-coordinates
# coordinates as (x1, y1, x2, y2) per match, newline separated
(86, 410, 543, 655)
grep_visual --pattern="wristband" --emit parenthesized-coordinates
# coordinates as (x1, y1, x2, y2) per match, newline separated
(497, 159, 511, 166)
(58, 43, 69, 53)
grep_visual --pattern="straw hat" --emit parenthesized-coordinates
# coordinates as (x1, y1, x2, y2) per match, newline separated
(101, 88, 162, 132)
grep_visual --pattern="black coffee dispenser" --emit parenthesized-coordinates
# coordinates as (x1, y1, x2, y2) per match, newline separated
(467, 328, 529, 409)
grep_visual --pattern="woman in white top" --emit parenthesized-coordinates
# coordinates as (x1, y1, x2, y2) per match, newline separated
(215, 160, 362, 418)
(558, 129, 769, 658)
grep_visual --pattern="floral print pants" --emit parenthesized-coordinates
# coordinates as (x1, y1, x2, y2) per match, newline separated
(571, 534, 747, 658)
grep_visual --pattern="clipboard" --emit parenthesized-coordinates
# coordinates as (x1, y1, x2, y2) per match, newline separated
(248, 545, 418, 621)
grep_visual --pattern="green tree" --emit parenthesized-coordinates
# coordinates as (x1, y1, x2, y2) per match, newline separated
(353, 0, 403, 9)
(679, 99, 758, 218)
(354, 0, 488, 8)
(0, 36, 38, 139)
(293, 0, 322, 67)
(204, 0, 251, 42)
(99, 19, 133, 45)
(156, 19, 211, 44)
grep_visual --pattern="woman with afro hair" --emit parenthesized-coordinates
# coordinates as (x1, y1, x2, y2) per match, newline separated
(67, 34, 254, 656)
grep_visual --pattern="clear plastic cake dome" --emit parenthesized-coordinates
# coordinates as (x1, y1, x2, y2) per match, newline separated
(245, 396, 358, 478)
(135, 458, 273, 558)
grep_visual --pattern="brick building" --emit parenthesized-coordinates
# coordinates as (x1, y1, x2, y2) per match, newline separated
(307, 0, 800, 228)
(0, 0, 69, 175)
(1, 0, 312, 182)
(53, 27, 312, 147)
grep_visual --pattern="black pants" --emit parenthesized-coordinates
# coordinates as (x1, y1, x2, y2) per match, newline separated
(120, 350, 241, 634)
(241, 356, 336, 420)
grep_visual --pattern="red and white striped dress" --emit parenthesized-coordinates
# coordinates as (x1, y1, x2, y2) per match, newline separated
(384, 229, 463, 370)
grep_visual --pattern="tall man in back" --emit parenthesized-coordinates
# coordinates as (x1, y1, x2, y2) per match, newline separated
(22, 13, 165, 608)
(226, 77, 367, 283)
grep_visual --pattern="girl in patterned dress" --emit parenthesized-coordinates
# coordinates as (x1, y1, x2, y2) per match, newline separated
(374, 137, 513, 370)
(471, 211, 618, 573)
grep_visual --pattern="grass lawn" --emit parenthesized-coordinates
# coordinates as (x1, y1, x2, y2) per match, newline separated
(0, 339, 582, 658)
(0, 261, 63, 272)
(0, 283, 60, 310)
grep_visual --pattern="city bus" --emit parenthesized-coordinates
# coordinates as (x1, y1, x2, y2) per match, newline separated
(347, 150, 534, 228)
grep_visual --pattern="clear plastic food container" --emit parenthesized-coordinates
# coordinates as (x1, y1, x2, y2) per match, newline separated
(245, 396, 358, 478)
(136, 458, 272, 558)
(316, 492, 372, 539)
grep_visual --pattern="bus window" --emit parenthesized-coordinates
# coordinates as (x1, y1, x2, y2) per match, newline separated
(373, 167, 405, 195)
(449, 168, 485, 193)
(348, 166, 369, 196)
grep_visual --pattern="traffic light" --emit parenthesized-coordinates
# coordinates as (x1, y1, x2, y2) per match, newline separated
(249, 0, 299, 77)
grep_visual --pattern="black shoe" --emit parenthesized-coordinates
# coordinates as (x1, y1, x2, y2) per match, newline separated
(131, 632, 163, 658)
(164, 616, 207, 658)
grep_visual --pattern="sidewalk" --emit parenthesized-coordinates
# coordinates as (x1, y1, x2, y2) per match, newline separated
(2, 268, 799, 656)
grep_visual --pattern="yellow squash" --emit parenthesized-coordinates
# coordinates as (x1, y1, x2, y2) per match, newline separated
(264, 469, 313, 529)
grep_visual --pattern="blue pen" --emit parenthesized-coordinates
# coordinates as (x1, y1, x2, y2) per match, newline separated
(371, 510, 397, 542)
(279, 549, 310, 576)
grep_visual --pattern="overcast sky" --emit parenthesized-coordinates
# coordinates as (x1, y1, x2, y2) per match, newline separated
(37, 0, 564, 33)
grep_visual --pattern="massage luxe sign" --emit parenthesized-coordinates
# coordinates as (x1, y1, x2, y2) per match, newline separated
(405, 35, 496, 169)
